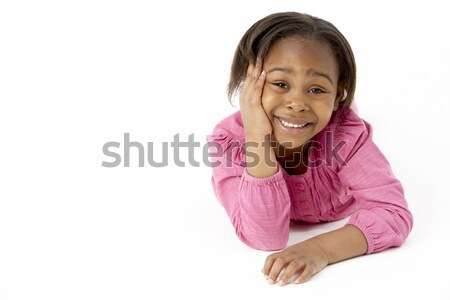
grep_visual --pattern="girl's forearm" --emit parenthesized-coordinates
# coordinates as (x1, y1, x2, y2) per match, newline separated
(313, 224, 368, 264)
(245, 134, 278, 178)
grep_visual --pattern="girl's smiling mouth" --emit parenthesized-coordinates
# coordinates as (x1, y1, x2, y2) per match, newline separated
(275, 116, 313, 133)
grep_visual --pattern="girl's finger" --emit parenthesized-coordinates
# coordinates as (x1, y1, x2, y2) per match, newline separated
(241, 68, 266, 106)
(277, 259, 306, 286)
(267, 254, 295, 284)
(241, 63, 254, 92)
(262, 252, 283, 277)
(245, 70, 266, 106)
(247, 62, 255, 79)
(252, 57, 263, 81)
(254, 70, 266, 91)
(294, 263, 314, 284)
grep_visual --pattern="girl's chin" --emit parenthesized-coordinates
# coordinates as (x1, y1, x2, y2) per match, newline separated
(278, 143, 305, 150)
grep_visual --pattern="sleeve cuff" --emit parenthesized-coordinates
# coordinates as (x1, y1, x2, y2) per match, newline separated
(347, 216, 375, 254)
(242, 166, 284, 185)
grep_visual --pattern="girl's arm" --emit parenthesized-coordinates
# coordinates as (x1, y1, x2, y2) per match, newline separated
(338, 120, 413, 254)
(315, 224, 368, 264)
(207, 58, 292, 251)
(240, 58, 278, 178)
(262, 115, 413, 285)
(262, 224, 367, 286)
(207, 132, 291, 251)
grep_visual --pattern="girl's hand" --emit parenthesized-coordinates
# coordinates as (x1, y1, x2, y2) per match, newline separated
(262, 239, 329, 286)
(239, 58, 272, 139)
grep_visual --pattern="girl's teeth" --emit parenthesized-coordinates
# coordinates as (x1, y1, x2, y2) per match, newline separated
(280, 119, 308, 128)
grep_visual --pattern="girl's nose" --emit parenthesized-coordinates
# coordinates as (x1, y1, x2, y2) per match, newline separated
(286, 95, 309, 112)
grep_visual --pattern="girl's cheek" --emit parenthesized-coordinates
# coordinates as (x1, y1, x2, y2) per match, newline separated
(261, 87, 276, 105)
(261, 95, 275, 114)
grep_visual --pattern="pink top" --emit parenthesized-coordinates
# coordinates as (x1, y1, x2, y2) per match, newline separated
(207, 107, 413, 253)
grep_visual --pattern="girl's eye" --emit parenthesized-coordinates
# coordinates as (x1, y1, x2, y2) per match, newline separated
(273, 82, 289, 89)
(308, 87, 325, 94)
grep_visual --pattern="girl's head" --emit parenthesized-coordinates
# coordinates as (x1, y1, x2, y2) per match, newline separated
(228, 12, 357, 149)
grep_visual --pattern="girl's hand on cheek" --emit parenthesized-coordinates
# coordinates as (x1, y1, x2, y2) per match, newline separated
(240, 58, 272, 139)
(262, 239, 329, 286)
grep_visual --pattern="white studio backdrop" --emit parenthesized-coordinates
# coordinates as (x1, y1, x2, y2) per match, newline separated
(1, 0, 449, 299)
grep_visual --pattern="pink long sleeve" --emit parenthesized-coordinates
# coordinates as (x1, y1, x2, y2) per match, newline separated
(207, 128, 291, 251)
(336, 120, 414, 253)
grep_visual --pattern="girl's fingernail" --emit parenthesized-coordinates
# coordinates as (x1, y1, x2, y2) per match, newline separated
(268, 279, 274, 284)
(278, 280, 284, 286)
(264, 275, 269, 280)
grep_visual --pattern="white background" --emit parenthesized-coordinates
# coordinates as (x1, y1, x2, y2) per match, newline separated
(1, 0, 449, 299)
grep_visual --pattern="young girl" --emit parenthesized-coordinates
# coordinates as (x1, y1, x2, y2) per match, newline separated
(207, 12, 413, 286)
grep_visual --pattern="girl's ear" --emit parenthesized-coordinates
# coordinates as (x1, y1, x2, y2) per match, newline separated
(334, 86, 347, 111)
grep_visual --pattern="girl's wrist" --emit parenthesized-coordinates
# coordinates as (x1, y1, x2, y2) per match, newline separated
(244, 141, 278, 178)
(244, 129, 272, 142)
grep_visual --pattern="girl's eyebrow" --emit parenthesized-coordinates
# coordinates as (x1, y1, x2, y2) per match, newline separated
(267, 66, 295, 75)
(266, 66, 334, 86)
(308, 69, 334, 86)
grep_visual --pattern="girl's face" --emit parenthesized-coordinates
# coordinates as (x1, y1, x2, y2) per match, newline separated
(262, 37, 343, 151)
